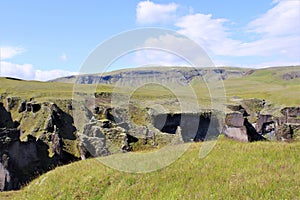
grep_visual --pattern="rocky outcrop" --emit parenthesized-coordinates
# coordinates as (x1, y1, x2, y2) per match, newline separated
(151, 112, 222, 142)
(224, 103, 300, 142)
(79, 119, 110, 157)
(0, 98, 80, 191)
(280, 107, 300, 124)
(281, 71, 300, 80)
(223, 105, 266, 142)
(277, 124, 295, 141)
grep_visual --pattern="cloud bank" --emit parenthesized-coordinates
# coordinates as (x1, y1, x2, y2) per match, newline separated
(0, 46, 76, 81)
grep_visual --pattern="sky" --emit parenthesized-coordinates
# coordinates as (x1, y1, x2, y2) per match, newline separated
(0, 0, 299, 81)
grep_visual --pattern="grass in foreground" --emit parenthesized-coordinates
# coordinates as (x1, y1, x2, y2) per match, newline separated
(2, 138, 299, 200)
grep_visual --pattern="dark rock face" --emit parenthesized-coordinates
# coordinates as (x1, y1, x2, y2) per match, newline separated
(18, 101, 26, 113)
(0, 100, 79, 191)
(0, 129, 37, 190)
(31, 103, 41, 113)
(0, 103, 13, 129)
(243, 119, 266, 142)
(50, 103, 76, 140)
(152, 112, 221, 142)
(0, 127, 72, 190)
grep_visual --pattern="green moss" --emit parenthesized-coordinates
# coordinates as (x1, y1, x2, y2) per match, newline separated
(62, 139, 81, 158)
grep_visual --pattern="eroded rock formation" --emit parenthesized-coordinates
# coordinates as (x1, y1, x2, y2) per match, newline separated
(0, 95, 299, 191)
(0, 98, 79, 190)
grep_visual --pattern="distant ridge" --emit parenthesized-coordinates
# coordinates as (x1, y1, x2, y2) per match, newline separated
(48, 66, 300, 86)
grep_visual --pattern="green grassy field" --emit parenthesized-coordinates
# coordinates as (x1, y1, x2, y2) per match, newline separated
(1, 138, 299, 200)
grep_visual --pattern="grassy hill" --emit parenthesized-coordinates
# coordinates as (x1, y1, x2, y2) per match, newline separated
(2, 66, 299, 107)
(223, 66, 300, 106)
(1, 138, 299, 200)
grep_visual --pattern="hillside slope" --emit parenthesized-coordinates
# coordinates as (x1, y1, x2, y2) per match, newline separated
(2, 138, 299, 200)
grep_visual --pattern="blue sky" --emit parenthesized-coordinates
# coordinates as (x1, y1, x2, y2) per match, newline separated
(0, 0, 299, 80)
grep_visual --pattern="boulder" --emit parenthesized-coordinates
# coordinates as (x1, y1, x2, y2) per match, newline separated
(223, 126, 248, 142)
(83, 121, 106, 138)
(225, 112, 244, 127)
(79, 134, 110, 157)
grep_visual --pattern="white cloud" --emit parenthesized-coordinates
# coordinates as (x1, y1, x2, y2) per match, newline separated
(0, 61, 35, 80)
(0, 46, 25, 59)
(133, 34, 214, 67)
(248, 0, 300, 37)
(174, 1, 300, 64)
(0, 61, 77, 81)
(59, 53, 68, 61)
(136, 1, 178, 24)
(134, 1, 300, 67)
(134, 49, 188, 67)
(0, 46, 76, 81)
(175, 13, 240, 56)
(35, 69, 77, 81)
